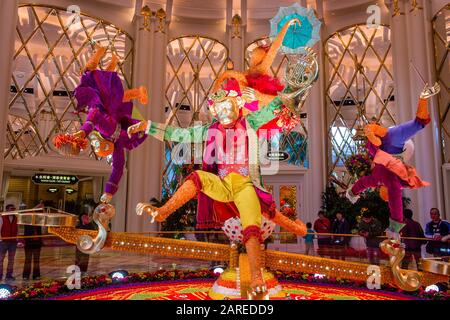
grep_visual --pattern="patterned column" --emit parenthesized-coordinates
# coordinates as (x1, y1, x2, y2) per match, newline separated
(303, 0, 326, 224)
(385, 0, 419, 214)
(126, 3, 158, 232)
(404, 0, 443, 225)
(227, 0, 245, 71)
(0, 0, 18, 209)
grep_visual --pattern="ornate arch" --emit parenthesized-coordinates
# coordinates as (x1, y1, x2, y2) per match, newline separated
(163, 35, 229, 195)
(324, 24, 395, 181)
(7, 4, 134, 160)
(245, 37, 308, 168)
(432, 4, 450, 163)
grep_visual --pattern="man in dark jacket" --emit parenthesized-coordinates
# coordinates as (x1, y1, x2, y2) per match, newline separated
(400, 209, 425, 269)
(0, 204, 18, 281)
(22, 225, 43, 280)
(425, 208, 449, 257)
(331, 212, 351, 260)
(358, 212, 383, 264)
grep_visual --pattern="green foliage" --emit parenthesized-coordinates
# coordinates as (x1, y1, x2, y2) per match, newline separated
(321, 183, 410, 230)
(149, 196, 197, 239)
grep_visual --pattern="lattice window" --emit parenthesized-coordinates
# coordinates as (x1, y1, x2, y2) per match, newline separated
(6, 4, 134, 160)
(164, 36, 228, 195)
(245, 38, 308, 168)
(432, 5, 450, 163)
(325, 24, 395, 181)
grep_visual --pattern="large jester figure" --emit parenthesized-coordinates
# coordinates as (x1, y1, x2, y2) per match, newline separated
(55, 45, 149, 204)
(128, 18, 318, 295)
(346, 83, 440, 239)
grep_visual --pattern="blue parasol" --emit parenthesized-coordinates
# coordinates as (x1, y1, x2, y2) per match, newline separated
(269, 3, 321, 54)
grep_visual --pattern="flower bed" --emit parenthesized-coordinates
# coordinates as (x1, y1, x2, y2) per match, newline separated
(8, 269, 449, 300)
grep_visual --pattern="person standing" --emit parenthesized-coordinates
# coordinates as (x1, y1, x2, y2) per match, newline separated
(425, 208, 450, 257)
(22, 200, 45, 280)
(0, 204, 18, 281)
(357, 212, 383, 265)
(22, 223, 43, 280)
(331, 212, 351, 260)
(303, 222, 316, 255)
(400, 209, 426, 269)
(313, 210, 331, 255)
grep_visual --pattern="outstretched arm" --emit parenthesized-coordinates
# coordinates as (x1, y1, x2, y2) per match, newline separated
(128, 120, 209, 143)
(246, 96, 283, 130)
(255, 18, 300, 74)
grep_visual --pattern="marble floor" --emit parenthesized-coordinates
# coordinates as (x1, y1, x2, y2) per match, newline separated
(0, 239, 214, 289)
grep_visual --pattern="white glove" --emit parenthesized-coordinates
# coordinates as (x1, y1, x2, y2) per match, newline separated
(100, 193, 113, 204)
(127, 120, 151, 138)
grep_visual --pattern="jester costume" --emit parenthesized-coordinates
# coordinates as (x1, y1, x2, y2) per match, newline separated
(130, 17, 316, 295)
(346, 84, 440, 236)
(137, 87, 307, 294)
(58, 46, 148, 203)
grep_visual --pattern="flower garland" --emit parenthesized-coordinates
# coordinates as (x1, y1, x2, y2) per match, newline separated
(8, 269, 449, 300)
(10, 269, 216, 300)
(345, 153, 372, 178)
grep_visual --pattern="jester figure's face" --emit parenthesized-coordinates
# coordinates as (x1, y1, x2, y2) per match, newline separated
(208, 90, 243, 128)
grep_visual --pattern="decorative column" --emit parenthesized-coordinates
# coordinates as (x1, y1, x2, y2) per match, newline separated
(404, 0, 443, 225)
(303, 0, 326, 225)
(227, 0, 245, 71)
(126, 3, 169, 232)
(0, 0, 18, 210)
(385, 0, 419, 214)
(126, 2, 157, 232)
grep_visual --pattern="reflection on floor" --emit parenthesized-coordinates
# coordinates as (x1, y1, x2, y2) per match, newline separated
(0, 239, 214, 289)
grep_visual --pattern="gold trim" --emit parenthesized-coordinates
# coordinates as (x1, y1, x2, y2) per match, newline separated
(8, 4, 134, 160)
(392, 0, 405, 17)
(431, 4, 450, 163)
(17, 4, 133, 40)
(231, 14, 242, 39)
(48, 227, 450, 287)
(324, 24, 395, 177)
(324, 23, 391, 42)
(421, 257, 450, 276)
(155, 8, 166, 33)
(168, 35, 229, 55)
(140, 5, 153, 32)
(409, 0, 423, 12)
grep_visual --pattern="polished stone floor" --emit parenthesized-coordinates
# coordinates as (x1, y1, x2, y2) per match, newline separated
(0, 239, 214, 288)
(1, 236, 423, 289)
